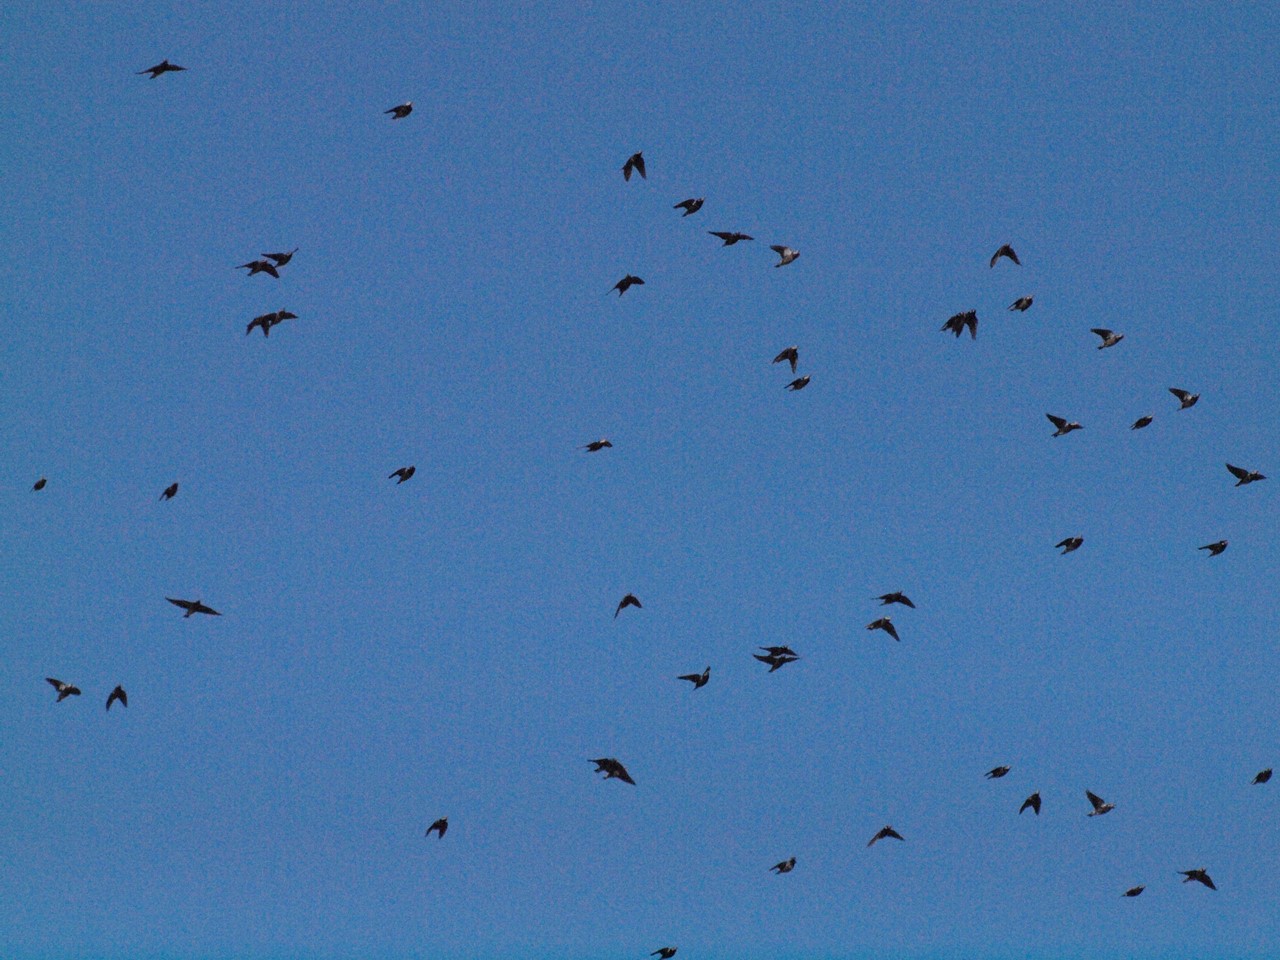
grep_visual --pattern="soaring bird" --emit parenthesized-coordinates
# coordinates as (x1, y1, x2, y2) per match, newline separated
(709, 231, 753, 245)
(1123, 885, 1145, 897)
(106, 685, 127, 711)
(237, 259, 279, 279)
(582, 439, 613, 452)
(389, 466, 416, 484)
(759, 646, 799, 658)
(138, 60, 186, 78)
(611, 274, 644, 296)
(754, 652, 799, 672)
(867, 825, 904, 847)
(262, 249, 298, 267)
(160, 482, 179, 501)
(46, 678, 81, 702)
(785, 376, 811, 391)
(1169, 387, 1199, 409)
(385, 102, 413, 119)
(770, 857, 797, 874)
(1047, 414, 1082, 436)
(876, 592, 915, 609)
(941, 310, 978, 339)
(990, 244, 1020, 267)
(1180, 869, 1216, 890)
(1085, 790, 1115, 816)
(1131, 415, 1153, 430)
(651, 949, 676, 960)
(985, 766, 1011, 779)
(32, 477, 47, 491)
(773, 346, 799, 373)
(1008, 296, 1033, 312)
(866, 617, 900, 642)
(622, 152, 645, 181)
(615, 594, 642, 618)
(1252, 768, 1272, 785)
(1199, 540, 1228, 557)
(1227, 463, 1266, 486)
(678, 667, 710, 689)
(425, 817, 448, 839)
(1091, 328, 1124, 349)
(167, 597, 221, 618)
(1020, 792, 1041, 815)
(246, 310, 297, 337)
(770, 245, 799, 267)
(673, 198, 703, 216)
(1056, 537, 1084, 554)
(590, 758, 635, 784)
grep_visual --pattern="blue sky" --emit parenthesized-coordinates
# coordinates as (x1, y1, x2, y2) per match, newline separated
(3, 2, 1280, 958)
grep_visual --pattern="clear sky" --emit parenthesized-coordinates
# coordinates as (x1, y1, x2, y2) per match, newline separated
(3, 2, 1280, 958)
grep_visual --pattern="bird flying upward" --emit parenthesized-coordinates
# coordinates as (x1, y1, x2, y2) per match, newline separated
(425, 817, 448, 839)
(622, 152, 645, 181)
(1020, 792, 1041, 815)
(614, 594, 642, 618)
(106, 685, 127, 711)
(990, 244, 1020, 267)
(868, 825, 904, 847)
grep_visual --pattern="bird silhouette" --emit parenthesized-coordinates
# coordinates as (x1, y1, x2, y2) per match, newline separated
(160, 482, 179, 501)
(1091, 328, 1124, 349)
(876, 592, 915, 608)
(770, 245, 799, 267)
(237, 259, 279, 278)
(1056, 537, 1084, 554)
(1252, 768, 1272, 785)
(1180, 869, 1216, 890)
(678, 667, 710, 689)
(866, 617, 900, 641)
(167, 598, 221, 618)
(773, 346, 799, 373)
(106, 685, 127, 711)
(754, 652, 799, 672)
(985, 766, 1011, 779)
(673, 198, 703, 216)
(32, 477, 47, 491)
(650, 949, 676, 960)
(867, 825, 904, 847)
(941, 310, 978, 339)
(770, 857, 797, 874)
(138, 60, 186, 78)
(425, 817, 448, 839)
(582, 440, 613, 452)
(759, 646, 799, 658)
(46, 678, 81, 702)
(262, 248, 298, 266)
(614, 594, 642, 618)
(1131, 415, 1153, 430)
(990, 244, 1020, 267)
(246, 310, 297, 337)
(1169, 387, 1199, 409)
(1227, 463, 1266, 486)
(622, 152, 645, 181)
(1019, 792, 1041, 815)
(1085, 790, 1115, 816)
(1199, 540, 1228, 556)
(1123, 885, 1145, 897)
(611, 275, 644, 296)
(385, 102, 413, 119)
(1008, 296, 1034, 312)
(590, 758, 635, 784)
(1047, 414, 1082, 436)
(709, 231, 753, 245)
(785, 376, 811, 391)
(389, 466, 416, 484)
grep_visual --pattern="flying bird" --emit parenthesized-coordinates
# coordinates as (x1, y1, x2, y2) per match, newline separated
(678, 667, 710, 689)
(425, 817, 448, 839)
(138, 60, 186, 78)
(876, 592, 915, 608)
(1227, 463, 1266, 486)
(1123, 885, 1145, 897)
(1169, 388, 1199, 409)
(990, 244, 1020, 267)
(246, 310, 298, 337)
(709, 231, 753, 246)
(1047, 414, 1082, 436)
(1199, 540, 1228, 556)
(754, 652, 799, 672)
(1180, 869, 1216, 890)
(673, 198, 703, 216)
(106, 685, 127, 711)
(46, 678, 81, 702)
(167, 597, 221, 618)
(160, 482, 179, 501)
(1085, 790, 1115, 816)
(866, 617, 900, 642)
(590, 758, 635, 784)
(1131, 415, 1153, 430)
(262, 248, 298, 267)
(622, 152, 645, 181)
(32, 477, 47, 491)
(611, 274, 644, 296)
(941, 310, 978, 339)
(1252, 768, 1272, 785)
(1091, 328, 1124, 349)
(614, 594, 642, 618)
(237, 259, 279, 278)
(1008, 296, 1033, 312)
(785, 376, 811, 391)
(1020, 792, 1041, 815)
(770, 857, 796, 874)
(770, 245, 799, 267)
(759, 646, 799, 658)
(582, 440, 613, 452)
(650, 949, 676, 960)
(385, 102, 413, 119)
(867, 825, 904, 847)
(773, 346, 799, 373)
(389, 466, 416, 484)
(1056, 537, 1084, 554)
(985, 766, 1011, 779)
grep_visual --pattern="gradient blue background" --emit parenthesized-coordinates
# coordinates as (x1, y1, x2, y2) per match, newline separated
(4, 2, 1280, 958)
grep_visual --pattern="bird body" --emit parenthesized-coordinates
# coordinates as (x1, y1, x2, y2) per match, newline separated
(1008, 296, 1033, 311)
(160, 482, 179, 500)
(583, 439, 613, 452)
(262, 248, 298, 266)
(426, 817, 448, 839)
(389, 466, 415, 484)
(1227, 463, 1265, 486)
(1056, 537, 1084, 554)
(941, 310, 978, 339)
(651, 949, 676, 960)
(1199, 540, 1228, 556)
(1047, 414, 1082, 436)
(167, 597, 221, 618)
(770, 245, 799, 267)
(1091, 328, 1124, 349)
(591, 757, 635, 784)
(773, 346, 799, 373)
(985, 766, 1011, 779)
(876, 592, 915, 608)
(46, 678, 81, 702)
(1180, 869, 1216, 890)
(614, 594, 642, 618)
(139, 60, 186, 78)
(612, 274, 644, 296)
(1020, 792, 1041, 815)
(785, 376, 810, 391)
(678, 667, 710, 689)
(106, 685, 127, 711)
(246, 310, 298, 337)
(709, 231, 753, 245)
(1170, 387, 1199, 409)
(868, 825, 904, 847)
(770, 857, 796, 874)
(385, 102, 413, 119)
(1252, 768, 1272, 784)
(237, 259, 279, 278)
(1123, 885, 1145, 897)
(867, 617, 900, 641)
(759, 646, 798, 657)
(990, 244, 1020, 267)
(33, 477, 47, 491)
(754, 652, 799, 672)
(1086, 790, 1114, 816)
(673, 198, 703, 216)
(622, 152, 645, 181)
(1131, 415, 1153, 430)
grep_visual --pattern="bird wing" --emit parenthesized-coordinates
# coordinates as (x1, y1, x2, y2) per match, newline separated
(46, 677, 63, 690)
(193, 602, 220, 616)
(1091, 328, 1113, 339)
(770, 245, 786, 254)
(1086, 790, 1105, 809)
(634, 155, 646, 179)
(1170, 388, 1190, 401)
(1227, 463, 1249, 480)
(1047, 414, 1067, 429)
(167, 597, 194, 611)
(677, 673, 701, 683)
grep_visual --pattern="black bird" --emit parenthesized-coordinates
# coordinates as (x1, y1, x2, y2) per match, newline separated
(754, 652, 799, 672)
(1252, 768, 1272, 785)
(1170, 387, 1199, 409)
(759, 646, 799, 658)
(237, 259, 279, 279)
(160, 482, 179, 501)
(1227, 463, 1266, 486)
(1091, 328, 1124, 349)
(785, 376, 811, 391)
(622, 152, 645, 181)
(709, 231, 753, 245)
(1020, 792, 1041, 815)
(615, 594, 642, 618)
(591, 757, 635, 784)
(385, 102, 413, 119)
(990, 244, 1020, 267)
(773, 346, 799, 373)
(46, 678, 81, 702)
(1008, 296, 1034, 312)
(876, 592, 915, 608)
(1199, 540, 1228, 557)
(770, 245, 800, 267)
(673, 198, 703, 216)
(246, 310, 298, 337)
(106, 685, 127, 711)
(138, 60, 186, 78)
(32, 477, 47, 491)
(1086, 790, 1115, 816)
(651, 949, 676, 960)
(389, 466, 416, 484)
(611, 274, 644, 296)
(866, 617, 900, 642)
(985, 766, 1011, 779)
(1047, 414, 1082, 436)
(263, 248, 298, 267)
(941, 310, 978, 339)
(1056, 536, 1084, 554)
(425, 817, 448, 839)
(582, 439, 613, 452)
(678, 667, 710, 689)
(770, 857, 796, 874)
(1131, 415, 1153, 430)
(867, 825, 904, 847)
(1180, 869, 1216, 890)
(1123, 885, 1145, 897)
(167, 597, 221, 618)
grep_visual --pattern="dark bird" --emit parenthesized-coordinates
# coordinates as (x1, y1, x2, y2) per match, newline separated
(1170, 387, 1199, 409)
(389, 466, 416, 484)
(876, 592, 915, 609)
(1047, 414, 1082, 436)
(246, 310, 298, 337)
(1131, 415, 1153, 430)
(773, 346, 799, 373)
(32, 477, 47, 491)
(770, 245, 799, 267)
(866, 617, 900, 642)
(673, 198, 703, 216)
(106, 685, 127, 711)
(759, 646, 799, 658)
(709, 231, 753, 245)
(614, 594, 642, 618)
(868, 825, 904, 847)
(1252, 768, 1272, 785)
(785, 376, 811, 391)
(590, 757, 635, 785)
(46, 678, 81, 702)
(754, 652, 799, 672)
(1020, 792, 1041, 815)
(167, 597, 221, 618)
(990, 244, 1020, 267)
(160, 482, 179, 501)
(262, 248, 298, 267)
(1091, 328, 1124, 349)
(1180, 869, 1216, 890)
(1123, 885, 1145, 897)
(622, 152, 645, 181)
(425, 817, 448, 839)
(650, 949, 676, 960)
(611, 274, 644, 296)
(1056, 537, 1084, 554)
(582, 439, 613, 452)
(1227, 463, 1266, 486)
(1199, 540, 1228, 557)
(678, 667, 710, 689)
(385, 102, 413, 119)
(237, 259, 279, 278)
(985, 766, 1011, 779)
(770, 857, 796, 874)
(138, 60, 186, 78)
(941, 310, 978, 339)
(1086, 790, 1115, 816)
(1008, 296, 1034, 312)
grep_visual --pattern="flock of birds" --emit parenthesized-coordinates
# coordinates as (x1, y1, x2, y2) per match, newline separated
(25, 58, 1274, 958)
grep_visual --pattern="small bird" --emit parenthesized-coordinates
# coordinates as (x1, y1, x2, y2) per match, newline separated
(770, 857, 796, 874)
(32, 477, 47, 491)
(615, 594, 642, 618)
(1199, 540, 1228, 557)
(785, 376, 811, 391)
(590, 757, 636, 785)
(1008, 296, 1034, 312)
(1180, 869, 1216, 890)
(990, 244, 1020, 267)
(650, 949, 676, 960)
(622, 152, 645, 181)
(773, 346, 799, 373)
(611, 274, 645, 296)
(985, 766, 1011, 779)
(1122, 885, 1145, 898)
(1091, 328, 1124, 349)
(246, 310, 298, 337)
(875, 592, 915, 609)
(673, 198, 703, 216)
(1252, 768, 1272, 785)
(138, 60, 186, 78)
(1170, 387, 1199, 409)
(770, 245, 799, 267)
(160, 482, 179, 501)
(867, 825, 904, 847)
(582, 440, 613, 452)
(237, 259, 279, 279)
(425, 817, 448, 839)
(709, 231, 753, 245)
(385, 102, 413, 119)
(1131, 415, 1153, 430)
(678, 667, 710, 689)
(866, 617, 900, 642)
(262, 248, 298, 267)
(167, 597, 221, 618)
(1056, 537, 1084, 554)
(941, 310, 978, 339)
(1019, 792, 1041, 815)
(389, 466, 416, 484)
(1047, 414, 1082, 436)
(754, 652, 799, 672)
(759, 646, 798, 658)
(46, 678, 81, 702)
(106, 685, 127, 711)
(1227, 463, 1266, 486)
(1085, 790, 1115, 816)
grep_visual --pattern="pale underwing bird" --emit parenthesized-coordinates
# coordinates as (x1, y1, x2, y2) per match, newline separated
(1091, 328, 1124, 349)
(106, 685, 127, 711)
(138, 60, 185, 78)
(651, 949, 676, 960)
(1020, 792, 1041, 815)
(167, 597, 221, 618)
(33, 477, 47, 491)
(615, 594, 642, 618)
(1180, 869, 1216, 890)
(263, 248, 298, 266)
(678, 667, 710, 689)
(1252, 768, 1272, 784)
(770, 857, 796, 874)
(941, 310, 977, 339)
(866, 617, 900, 642)
(611, 274, 644, 296)
(770, 245, 799, 267)
(1056, 537, 1084, 554)
(754, 652, 799, 672)
(246, 310, 297, 337)
(582, 439, 612, 452)
(990, 244, 1020, 267)
(237, 259, 279, 278)
(673, 198, 703, 216)
(46, 678, 81, 702)
(591, 757, 635, 784)
(1086, 790, 1115, 816)
(425, 817, 448, 839)
(622, 152, 645, 181)
(1131, 415, 1153, 430)
(759, 646, 798, 658)
(389, 466, 416, 484)
(1123, 885, 1145, 897)
(773, 346, 799, 373)
(985, 766, 1011, 779)
(1047, 414, 1082, 436)
(876, 592, 915, 608)
(1227, 463, 1266, 486)
(1170, 387, 1199, 409)
(709, 231, 753, 245)
(1199, 540, 1228, 556)
(1008, 296, 1034, 312)
(160, 482, 178, 501)
(786, 376, 810, 391)
(385, 102, 413, 119)
(868, 825, 904, 847)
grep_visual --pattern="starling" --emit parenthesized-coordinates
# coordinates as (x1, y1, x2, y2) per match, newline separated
(32, 477, 47, 491)
(590, 758, 636, 785)
(1091, 328, 1124, 349)
(46, 678, 81, 702)
(875, 592, 915, 608)
(1123, 885, 1145, 897)
(770, 245, 799, 267)
(677, 667, 710, 689)
(237, 259, 279, 279)
(385, 102, 413, 119)
(1047, 414, 1082, 436)
(1169, 388, 1199, 409)
(1131, 415, 1153, 430)
(785, 376, 811, 391)
(709, 231, 753, 245)
(622, 152, 646, 181)
(138, 60, 186, 78)
(1085, 790, 1115, 816)
(1252, 768, 1272, 785)
(582, 440, 613, 452)
(867, 825, 904, 847)
(650, 949, 676, 960)
(1008, 296, 1033, 312)
(866, 617, 900, 641)
(990, 244, 1020, 267)
(160, 482, 179, 501)
(754, 652, 799, 672)
(985, 766, 1011, 779)
(773, 346, 799, 373)
(262, 248, 298, 267)
(1019, 792, 1041, 815)
(770, 857, 796, 874)
(389, 466, 416, 484)
(1227, 463, 1266, 486)
(167, 597, 221, 618)
(1198, 540, 1228, 556)
(673, 198, 703, 216)
(246, 310, 297, 337)
(425, 817, 448, 839)
(614, 594, 642, 618)
(759, 646, 798, 658)
(106, 685, 127, 711)
(1179, 869, 1216, 890)
(1056, 537, 1084, 554)
(611, 274, 645, 296)
(941, 310, 978, 339)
